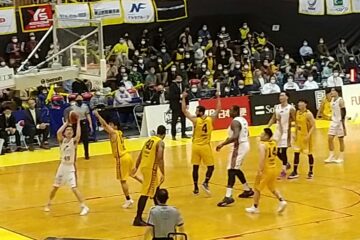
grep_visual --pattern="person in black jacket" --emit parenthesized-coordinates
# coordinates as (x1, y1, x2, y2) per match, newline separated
(169, 75, 190, 140)
(0, 106, 22, 153)
(22, 99, 50, 151)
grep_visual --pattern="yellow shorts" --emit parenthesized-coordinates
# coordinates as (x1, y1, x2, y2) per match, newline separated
(191, 144, 214, 166)
(293, 135, 312, 155)
(254, 170, 277, 192)
(116, 152, 134, 181)
(141, 168, 159, 197)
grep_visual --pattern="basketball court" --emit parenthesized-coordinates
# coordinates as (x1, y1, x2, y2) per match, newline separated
(1, 120, 360, 240)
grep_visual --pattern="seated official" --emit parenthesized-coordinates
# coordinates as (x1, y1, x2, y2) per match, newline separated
(0, 106, 23, 153)
(144, 189, 184, 240)
(22, 98, 50, 151)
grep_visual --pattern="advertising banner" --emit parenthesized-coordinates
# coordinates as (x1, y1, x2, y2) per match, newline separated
(55, 3, 91, 28)
(0, 7, 17, 35)
(19, 4, 53, 32)
(326, 0, 351, 15)
(342, 84, 360, 121)
(299, 0, 325, 15)
(0, 67, 15, 90)
(90, 0, 123, 26)
(199, 96, 251, 129)
(153, 0, 188, 21)
(121, 0, 155, 23)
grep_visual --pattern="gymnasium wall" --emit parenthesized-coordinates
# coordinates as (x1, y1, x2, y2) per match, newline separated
(1, 0, 360, 58)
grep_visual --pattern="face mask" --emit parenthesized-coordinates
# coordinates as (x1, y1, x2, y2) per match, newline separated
(225, 87, 230, 93)
(30, 37, 36, 41)
(319, 40, 324, 44)
(224, 70, 229, 75)
(208, 53, 213, 57)
(288, 78, 293, 83)
(341, 40, 345, 44)
(201, 64, 206, 69)
(203, 26, 207, 31)
(138, 59, 144, 64)
(119, 87, 126, 92)
(239, 85, 245, 89)
(198, 38, 202, 43)
(218, 67, 223, 71)
(203, 81, 209, 86)
(76, 100, 82, 106)
(135, 52, 139, 56)
(334, 72, 339, 77)
(264, 48, 269, 52)
(191, 87, 198, 93)
(243, 50, 248, 54)
(306, 63, 311, 67)
(12, 39, 18, 43)
(270, 79, 276, 84)
(235, 64, 241, 69)
(171, 68, 176, 72)
(185, 54, 190, 58)
(221, 27, 226, 32)
(350, 57, 354, 61)
(123, 76, 128, 81)
(161, 49, 166, 53)
(180, 65, 185, 70)
(205, 71, 210, 76)
(285, 56, 290, 60)
(179, 49, 184, 53)
(0, 62, 5, 67)
(219, 44, 224, 48)
(141, 41, 146, 45)
(132, 68, 137, 72)
(303, 42, 308, 46)
(158, 59, 162, 63)
(308, 77, 314, 81)
(120, 69, 126, 73)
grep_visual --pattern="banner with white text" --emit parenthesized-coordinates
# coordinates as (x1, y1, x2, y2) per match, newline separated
(55, 3, 91, 28)
(299, 0, 325, 15)
(121, 0, 155, 23)
(90, 0, 123, 26)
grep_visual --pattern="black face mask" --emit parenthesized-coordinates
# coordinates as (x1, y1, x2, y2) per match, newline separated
(76, 100, 83, 106)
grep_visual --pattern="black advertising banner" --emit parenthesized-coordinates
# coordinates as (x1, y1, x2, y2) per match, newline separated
(153, 0, 188, 22)
(249, 89, 338, 126)
(19, 4, 53, 33)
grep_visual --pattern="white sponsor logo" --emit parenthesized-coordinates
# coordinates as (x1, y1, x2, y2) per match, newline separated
(206, 108, 247, 118)
(254, 105, 275, 115)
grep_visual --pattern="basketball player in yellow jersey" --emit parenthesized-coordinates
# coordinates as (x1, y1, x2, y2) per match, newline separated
(132, 125, 166, 226)
(93, 110, 142, 209)
(245, 128, 287, 214)
(317, 90, 332, 120)
(182, 91, 221, 195)
(288, 100, 316, 179)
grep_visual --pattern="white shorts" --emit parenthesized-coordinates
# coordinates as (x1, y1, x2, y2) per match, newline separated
(274, 129, 291, 148)
(227, 142, 250, 170)
(328, 121, 345, 137)
(53, 164, 77, 188)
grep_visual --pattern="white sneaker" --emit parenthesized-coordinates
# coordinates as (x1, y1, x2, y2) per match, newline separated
(80, 206, 89, 216)
(44, 205, 50, 212)
(122, 199, 134, 209)
(333, 158, 344, 164)
(324, 156, 336, 163)
(245, 205, 260, 214)
(277, 201, 287, 213)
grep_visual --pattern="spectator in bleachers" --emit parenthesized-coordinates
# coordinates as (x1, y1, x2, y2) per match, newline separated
(238, 80, 251, 96)
(279, 54, 291, 73)
(179, 27, 194, 51)
(283, 75, 300, 91)
(6, 36, 21, 68)
(0, 106, 23, 153)
(337, 38, 351, 63)
(194, 46, 205, 67)
(262, 75, 281, 94)
(174, 47, 185, 64)
(198, 24, 211, 45)
(124, 33, 135, 52)
(158, 46, 172, 66)
(153, 27, 166, 51)
(253, 69, 265, 91)
(155, 57, 168, 85)
(275, 46, 286, 64)
(303, 74, 319, 90)
(139, 38, 150, 57)
(178, 63, 189, 85)
(239, 22, 250, 41)
(90, 88, 109, 109)
(217, 26, 231, 47)
(344, 56, 359, 77)
(260, 46, 273, 62)
(255, 32, 267, 51)
(168, 65, 178, 86)
(129, 65, 144, 86)
(145, 67, 157, 87)
(203, 51, 215, 72)
(110, 38, 129, 66)
(242, 63, 253, 86)
(149, 84, 168, 105)
(114, 83, 132, 106)
(317, 38, 330, 57)
(326, 69, 343, 87)
(22, 98, 50, 151)
(299, 40, 313, 62)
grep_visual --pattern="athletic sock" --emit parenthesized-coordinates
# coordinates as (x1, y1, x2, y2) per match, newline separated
(125, 195, 131, 201)
(254, 204, 258, 208)
(329, 151, 334, 158)
(308, 154, 314, 172)
(225, 188, 232, 198)
(294, 152, 300, 173)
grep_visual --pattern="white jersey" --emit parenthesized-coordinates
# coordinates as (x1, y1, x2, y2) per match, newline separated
(60, 138, 76, 167)
(228, 116, 249, 144)
(331, 97, 343, 123)
(275, 104, 293, 132)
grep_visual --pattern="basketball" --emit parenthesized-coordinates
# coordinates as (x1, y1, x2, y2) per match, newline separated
(69, 111, 79, 124)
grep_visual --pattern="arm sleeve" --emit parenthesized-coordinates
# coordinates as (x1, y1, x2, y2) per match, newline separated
(176, 210, 184, 226)
(147, 209, 155, 226)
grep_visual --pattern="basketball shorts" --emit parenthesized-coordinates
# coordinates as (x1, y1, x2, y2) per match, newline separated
(227, 142, 250, 170)
(141, 168, 159, 197)
(274, 129, 291, 148)
(293, 135, 312, 155)
(116, 152, 134, 181)
(54, 164, 77, 188)
(254, 169, 277, 192)
(328, 121, 345, 137)
(191, 143, 215, 166)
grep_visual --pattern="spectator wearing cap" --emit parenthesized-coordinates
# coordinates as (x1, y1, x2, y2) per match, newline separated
(144, 189, 184, 240)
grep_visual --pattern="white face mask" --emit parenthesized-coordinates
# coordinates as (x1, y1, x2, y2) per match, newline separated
(201, 65, 206, 69)
(243, 50, 249, 54)
(161, 49, 166, 53)
(303, 42, 308, 46)
(158, 59, 162, 63)
(132, 68, 137, 72)
(225, 87, 230, 92)
(141, 41, 146, 45)
(308, 77, 314, 81)
(224, 70, 229, 75)
(0, 62, 6, 66)
(221, 27, 226, 32)
(203, 81, 209, 86)
(171, 68, 176, 72)
(30, 37, 36, 41)
(180, 65, 185, 70)
(138, 59, 144, 64)
(235, 64, 241, 69)
(334, 72, 339, 77)
(191, 87, 198, 93)
(123, 76, 128, 81)
(185, 54, 190, 58)
(319, 40, 324, 44)
(306, 64, 311, 67)
(119, 87, 126, 92)
(205, 71, 210, 76)
(203, 26, 207, 31)
(288, 78, 294, 83)
(239, 85, 245, 89)
(285, 55, 290, 60)
(219, 44, 224, 48)
(135, 52, 139, 56)
(270, 79, 276, 84)
(120, 69, 126, 73)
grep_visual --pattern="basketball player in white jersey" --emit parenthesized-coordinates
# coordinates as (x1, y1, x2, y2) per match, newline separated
(268, 92, 296, 179)
(216, 105, 254, 207)
(44, 119, 89, 216)
(325, 87, 346, 163)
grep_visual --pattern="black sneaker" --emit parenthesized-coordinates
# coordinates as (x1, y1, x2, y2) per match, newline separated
(217, 197, 235, 207)
(16, 147, 24, 152)
(287, 171, 299, 179)
(28, 145, 35, 151)
(201, 182, 211, 196)
(193, 188, 199, 195)
(238, 189, 254, 198)
(133, 217, 147, 226)
(182, 134, 190, 139)
(307, 172, 313, 179)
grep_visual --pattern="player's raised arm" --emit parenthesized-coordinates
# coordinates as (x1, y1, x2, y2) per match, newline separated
(74, 118, 81, 144)
(210, 91, 221, 121)
(93, 110, 115, 134)
(216, 120, 241, 151)
(57, 120, 69, 143)
(181, 92, 196, 124)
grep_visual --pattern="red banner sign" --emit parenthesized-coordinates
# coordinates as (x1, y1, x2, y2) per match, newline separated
(20, 4, 53, 32)
(199, 96, 252, 129)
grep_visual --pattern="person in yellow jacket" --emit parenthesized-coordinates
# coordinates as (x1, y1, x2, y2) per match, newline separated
(239, 22, 250, 41)
(242, 63, 253, 86)
(109, 38, 129, 66)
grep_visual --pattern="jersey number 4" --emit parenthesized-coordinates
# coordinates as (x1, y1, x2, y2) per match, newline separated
(268, 146, 277, 158)
(145, 140, 155, 150)
(202, 124, 208, 133)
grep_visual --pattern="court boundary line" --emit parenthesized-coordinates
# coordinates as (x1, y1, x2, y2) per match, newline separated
(0, 226, 35, 240)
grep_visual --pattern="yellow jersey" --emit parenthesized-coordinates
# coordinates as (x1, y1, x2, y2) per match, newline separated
(323, 97, 332, 118)
(140, 136, 162, 170)
(110, 130, 127, 158)
(296, 110, 310, 136)
(193, 116, 213, 145)
(262, 140, 277, 171)
(239, 27, 250, 40)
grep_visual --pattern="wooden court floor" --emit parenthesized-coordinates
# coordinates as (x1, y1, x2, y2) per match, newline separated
(1, 121, 360, 240)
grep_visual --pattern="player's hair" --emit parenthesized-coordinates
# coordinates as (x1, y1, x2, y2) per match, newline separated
(65, 125, 73, 131)
(157, 125, 166, 135)
(3, 106, 11, 111)
(156, 188, 169, 204)
(108, 120, 120, 130)
(264, 128, 273, 138)
(197, 106, 206, 114)
(325, 88, 332, 94)
(280, 91, 290, 98)
(298, 99, 308, 105)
